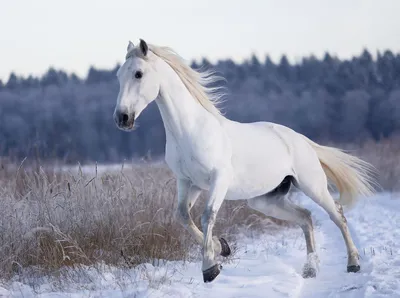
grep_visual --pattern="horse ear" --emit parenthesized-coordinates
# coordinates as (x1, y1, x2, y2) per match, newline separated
(127, 41, 135, 52)
(139, 39, 148, 56)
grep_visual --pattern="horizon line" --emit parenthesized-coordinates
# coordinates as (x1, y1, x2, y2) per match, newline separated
(1, 47, 399, 83)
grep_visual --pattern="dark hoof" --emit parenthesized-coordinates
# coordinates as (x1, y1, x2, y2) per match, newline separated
(203, 264, 221, 283)
(347, 265, 360, 273)
(302, 266, 317, 278)
(219, 237, 231, 257)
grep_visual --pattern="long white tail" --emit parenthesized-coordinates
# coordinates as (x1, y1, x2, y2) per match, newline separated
(301, 136, 378, 208)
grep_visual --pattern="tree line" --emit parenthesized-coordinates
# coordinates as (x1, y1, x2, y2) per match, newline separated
(0, 49, 399, 163)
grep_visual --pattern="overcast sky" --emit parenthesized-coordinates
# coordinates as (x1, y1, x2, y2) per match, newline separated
(1, 0, 399, 81)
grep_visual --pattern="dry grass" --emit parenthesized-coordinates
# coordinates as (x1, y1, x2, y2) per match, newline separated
(0, 160, 278, 280)
(355, 138, 400, 191)
(327, 135, 400, 191)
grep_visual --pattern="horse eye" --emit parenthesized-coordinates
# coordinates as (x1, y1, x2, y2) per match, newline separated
(134, 71, 143, 79)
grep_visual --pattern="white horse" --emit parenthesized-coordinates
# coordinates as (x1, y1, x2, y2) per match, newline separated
(113, 39, 378, 283)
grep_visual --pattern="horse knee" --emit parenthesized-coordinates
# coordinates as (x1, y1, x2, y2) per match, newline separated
(176, 204, 190, 226)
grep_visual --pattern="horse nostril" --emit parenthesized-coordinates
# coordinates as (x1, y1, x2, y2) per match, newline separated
(122, 113, 129, 124)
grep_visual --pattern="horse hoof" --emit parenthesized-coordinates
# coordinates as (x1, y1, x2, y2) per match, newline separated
(347, 265, 360, 273)
(219, 237, 231, 257)
(302, 266, 317, 278)
(203, 264, 221, 283)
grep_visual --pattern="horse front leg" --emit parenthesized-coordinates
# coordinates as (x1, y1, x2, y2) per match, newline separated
(200, 169, 230, 283)
(176, 179, 231, 258)
(176, 179, 204, 245)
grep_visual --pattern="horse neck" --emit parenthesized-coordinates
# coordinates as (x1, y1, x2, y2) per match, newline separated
(154, 59, 213, 139)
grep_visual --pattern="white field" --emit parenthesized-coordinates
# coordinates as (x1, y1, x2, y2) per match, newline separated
(0, 192, 399, 298)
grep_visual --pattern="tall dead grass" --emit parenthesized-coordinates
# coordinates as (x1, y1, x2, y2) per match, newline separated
(329, 135, 400, 191)
(0, 160, 275, 280)
(355, 138, 400, 191)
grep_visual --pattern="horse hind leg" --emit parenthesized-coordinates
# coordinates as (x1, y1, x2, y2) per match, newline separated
(247, 176, 319, 278)
(295, 171, 361, 273)
(334, 200, 360, 272)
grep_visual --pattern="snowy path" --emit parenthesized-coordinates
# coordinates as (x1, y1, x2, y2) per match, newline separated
(0, 193, 399, 297)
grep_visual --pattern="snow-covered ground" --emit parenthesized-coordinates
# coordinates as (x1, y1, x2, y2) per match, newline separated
(0, 193, 399, 298)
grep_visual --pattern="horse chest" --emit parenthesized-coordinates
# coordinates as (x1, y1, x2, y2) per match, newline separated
(165, 138, 218, 189)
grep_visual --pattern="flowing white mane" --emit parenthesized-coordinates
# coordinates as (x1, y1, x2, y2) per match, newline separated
(126, 44, 226, 118)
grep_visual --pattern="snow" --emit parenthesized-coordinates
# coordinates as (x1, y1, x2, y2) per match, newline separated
(1, 193, 399, 298)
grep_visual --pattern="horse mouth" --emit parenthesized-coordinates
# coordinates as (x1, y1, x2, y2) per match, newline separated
(116, 119, 135, 131)
(118, 123, 135, 131)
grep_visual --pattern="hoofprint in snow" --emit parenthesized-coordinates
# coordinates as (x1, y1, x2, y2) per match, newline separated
(0, 193, 398, 298)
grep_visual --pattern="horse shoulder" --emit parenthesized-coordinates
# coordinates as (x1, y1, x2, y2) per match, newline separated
(164, 116, 232, 187)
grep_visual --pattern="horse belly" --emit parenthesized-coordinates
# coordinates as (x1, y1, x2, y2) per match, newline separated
(223, 121, 294, 200)
(226, 159, 293, 200)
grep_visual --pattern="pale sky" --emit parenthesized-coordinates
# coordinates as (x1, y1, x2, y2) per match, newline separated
(1, 0, 399, 81)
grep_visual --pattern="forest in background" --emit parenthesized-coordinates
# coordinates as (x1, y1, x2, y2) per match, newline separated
(1, 49, 400, 163)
